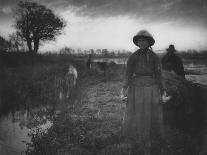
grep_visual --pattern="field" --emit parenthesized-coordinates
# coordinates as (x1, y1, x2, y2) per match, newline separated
(0, 52, 207, 155)
(0, 53, 128, 154)
(25, 58, 128, 155)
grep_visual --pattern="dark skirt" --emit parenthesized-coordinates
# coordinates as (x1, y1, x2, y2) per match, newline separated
(122, 76, 164, 144)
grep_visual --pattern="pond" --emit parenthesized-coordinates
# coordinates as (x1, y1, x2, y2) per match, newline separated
(92, 57, 128, 64)
(184, 62, 207, 85)
(0, 105, 55, 155)
(0, 64, 78, 155)
(93, 57, 207, 85)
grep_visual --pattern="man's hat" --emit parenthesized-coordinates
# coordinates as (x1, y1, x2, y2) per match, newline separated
(166, 44, 176, 52)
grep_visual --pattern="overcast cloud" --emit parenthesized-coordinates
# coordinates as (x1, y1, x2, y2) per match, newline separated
(0, 0, 207, 25)
(42, 0, 207, 26)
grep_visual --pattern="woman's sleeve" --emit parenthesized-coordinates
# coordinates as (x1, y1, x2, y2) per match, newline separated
(154, 55, 164, 93)
(123, 55, 134, 89)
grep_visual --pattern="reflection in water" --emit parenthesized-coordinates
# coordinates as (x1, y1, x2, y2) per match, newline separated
(186, 74, 207, 85)
(0, 105, 55, 155)
(94, 58, 207, 85)
(92, 57, 128, 64)
(0, 65, 78, 155)
(0, 113, 30, 155)
(185, 62, 207, 85)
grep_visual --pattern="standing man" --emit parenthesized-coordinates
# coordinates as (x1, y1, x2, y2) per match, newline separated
(86, 54, 92, 69)
(162, 44, 185, 78)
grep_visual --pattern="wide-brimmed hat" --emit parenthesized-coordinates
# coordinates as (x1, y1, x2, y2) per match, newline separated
(133, 30, 155, 47)
(166, 44, 176, 52)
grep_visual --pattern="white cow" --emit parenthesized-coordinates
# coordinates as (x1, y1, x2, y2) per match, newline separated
(56, 64, 78, 101)
(66, 64, 78, 86)
(65, 64, 78, 98)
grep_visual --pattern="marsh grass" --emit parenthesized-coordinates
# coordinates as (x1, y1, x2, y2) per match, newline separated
(24, 63, 127, 155)
(25, 64, 207, 155)
(0, 52, 86, 116)
(2, 52, 206, 155)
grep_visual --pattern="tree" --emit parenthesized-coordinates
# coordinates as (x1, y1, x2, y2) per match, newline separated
(0, 36, 9, 52)
(15, 1, 66, 53)
(102, 49, 109, 56)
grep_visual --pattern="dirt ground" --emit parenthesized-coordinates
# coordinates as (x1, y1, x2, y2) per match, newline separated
(72, 66, 126, 137)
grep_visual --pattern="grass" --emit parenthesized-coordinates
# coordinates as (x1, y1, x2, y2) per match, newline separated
(25, 62, 128, 155)
(26, 64, 207, 155)
(1, 52, 206, 155)
(0, 52, 86, 116)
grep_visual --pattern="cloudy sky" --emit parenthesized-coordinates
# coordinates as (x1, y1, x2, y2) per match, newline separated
(0, 0, 207, 52)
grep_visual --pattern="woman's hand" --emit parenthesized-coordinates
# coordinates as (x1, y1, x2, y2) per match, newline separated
(120, 87, 128, 101)
(161, 91, 172, 104)
(123, 87, 128, 96)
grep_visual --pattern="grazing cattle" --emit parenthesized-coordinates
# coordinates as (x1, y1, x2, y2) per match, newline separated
(162, 71, 206, 154)
(96, 62, 109, 75)
(65, 64, 78, 98)
(55, 64, 78, 101)
(92, 61, 116, 82)
(66, 64, 78, 86)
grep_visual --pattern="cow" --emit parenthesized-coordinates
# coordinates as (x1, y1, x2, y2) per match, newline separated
(66, 64, 78, 86)
(55, 64, 78, 101)
(91, 61, 116, 82)
(96, 62, 109, 77)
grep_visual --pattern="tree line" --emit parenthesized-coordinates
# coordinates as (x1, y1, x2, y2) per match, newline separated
(59, 47, 132, 57)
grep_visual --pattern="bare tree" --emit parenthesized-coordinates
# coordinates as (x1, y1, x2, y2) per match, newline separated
(15, 1, 66, 53)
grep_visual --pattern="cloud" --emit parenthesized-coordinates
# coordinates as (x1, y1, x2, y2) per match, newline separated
(1, 0, 206, 25)
(41, 0, 207, 26)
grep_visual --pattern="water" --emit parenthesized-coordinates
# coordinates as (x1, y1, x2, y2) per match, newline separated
(185, 62, 207, 85)
(93, 57, 207, 85)
(0, 106, 54, 155)
(0, 113, 30, 155)
(92, 57, 128, 64)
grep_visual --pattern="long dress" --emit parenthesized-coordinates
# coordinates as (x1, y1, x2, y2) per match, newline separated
(122, 49, 164, 153)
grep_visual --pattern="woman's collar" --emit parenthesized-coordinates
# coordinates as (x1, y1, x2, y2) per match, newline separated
(138, 48, 150, 54)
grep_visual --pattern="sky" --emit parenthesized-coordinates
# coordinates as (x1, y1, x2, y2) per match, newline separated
(0, 0, 207, 52)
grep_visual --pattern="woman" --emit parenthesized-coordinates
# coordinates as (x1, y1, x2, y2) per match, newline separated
(122, 30, 164, 155)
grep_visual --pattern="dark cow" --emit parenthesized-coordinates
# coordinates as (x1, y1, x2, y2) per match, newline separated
(92, 61, 116, 82)
(97, 62, 108, 73)
(96, 61, 116, 72)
